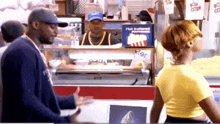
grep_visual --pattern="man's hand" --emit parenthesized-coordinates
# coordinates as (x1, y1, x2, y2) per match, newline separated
(70, 108, 95, 124)
(74, 87, 94, 106)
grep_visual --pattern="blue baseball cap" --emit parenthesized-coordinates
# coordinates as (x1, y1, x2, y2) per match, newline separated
(88, 11, 103, 22)
(28, 8, 68, 27)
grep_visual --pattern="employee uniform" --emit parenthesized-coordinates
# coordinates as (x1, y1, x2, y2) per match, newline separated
(156, 64, 213, 123)
(1, 37, 76, 122)
(80, 31, 120, 45)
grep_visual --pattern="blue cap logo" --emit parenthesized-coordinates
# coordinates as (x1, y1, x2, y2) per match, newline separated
(88, 11, 103, 22)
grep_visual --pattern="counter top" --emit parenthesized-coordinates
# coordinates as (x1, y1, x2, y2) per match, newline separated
(204, 75, 220, 85)
(43, 45, 155, 50)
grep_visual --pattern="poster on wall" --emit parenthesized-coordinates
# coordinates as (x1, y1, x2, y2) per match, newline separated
(109, 105, 147, 123)
(209, 0, 220, 21)
(122, 24, 154, 47)
(163, 0, 174, 14)
(185, 0, 204, 20)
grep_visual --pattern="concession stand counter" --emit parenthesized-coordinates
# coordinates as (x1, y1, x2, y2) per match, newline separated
(43, 0, 220, 86)
(43, 15, 156, 86)
(44, 46, 155, 85)
(49, 0, 220, 123)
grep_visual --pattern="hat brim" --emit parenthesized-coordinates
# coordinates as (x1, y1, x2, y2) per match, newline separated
(88, 17, 103, 22)
(44, 20, 68, 27)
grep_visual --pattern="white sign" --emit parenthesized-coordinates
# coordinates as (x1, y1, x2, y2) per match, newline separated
(68, 50, 135, 60)
(185, 0, 204, 20)
(209, 0, 220, 21)
(163, 0, 174, 14)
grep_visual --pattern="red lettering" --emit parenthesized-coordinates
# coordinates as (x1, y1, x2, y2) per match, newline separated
(214, 3, 220, 8)
(191, 6, 201, 12)
(190, 2, 199, 7)
(214, 8, 220, 13)
(165, 0, 172, 4)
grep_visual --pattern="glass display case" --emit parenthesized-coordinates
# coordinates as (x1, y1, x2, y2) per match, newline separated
(43, 46, 155, 85)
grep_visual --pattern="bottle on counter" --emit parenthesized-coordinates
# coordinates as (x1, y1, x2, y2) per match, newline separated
(75, 36, 79, 46)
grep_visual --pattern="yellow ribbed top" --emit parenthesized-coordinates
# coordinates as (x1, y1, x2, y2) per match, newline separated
(156, 64, 213, 118)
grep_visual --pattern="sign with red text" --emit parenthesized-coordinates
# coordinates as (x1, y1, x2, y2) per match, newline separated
(163, 0, 174, 14)
(185, 0, 204, 20)
(209, 0, 220, 21)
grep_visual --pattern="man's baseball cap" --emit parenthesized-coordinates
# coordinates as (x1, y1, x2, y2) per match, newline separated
(88, 11, 103, 22)
(28, 8, 68, 27)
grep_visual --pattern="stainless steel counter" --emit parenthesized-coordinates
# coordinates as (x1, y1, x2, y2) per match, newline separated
(205, 76, 220, 85)
(51, 69, 150, 85)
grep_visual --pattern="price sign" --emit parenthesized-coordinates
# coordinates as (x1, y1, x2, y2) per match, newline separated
(163, 0, 174, 14)
(185, 0, 204, 20)
(209, 0, 220, 21)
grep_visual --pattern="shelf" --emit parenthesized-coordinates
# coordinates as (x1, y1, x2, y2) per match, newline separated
(55, 0, 66, 1)
(108, 3, 118, 6)
(103, 28, 121, 31)
(43, 46, 155, 50)
(85, 20, 129, 22)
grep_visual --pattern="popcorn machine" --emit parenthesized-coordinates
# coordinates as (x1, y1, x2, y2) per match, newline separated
(154, 0, 220, 84)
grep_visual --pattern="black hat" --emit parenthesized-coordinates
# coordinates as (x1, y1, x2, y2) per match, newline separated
(1, 20, 23, 43)
(28, 8, 68, 27)
(139, 10, 153, 23)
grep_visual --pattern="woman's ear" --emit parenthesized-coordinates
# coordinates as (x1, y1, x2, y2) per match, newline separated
(186, 41, 193, 48)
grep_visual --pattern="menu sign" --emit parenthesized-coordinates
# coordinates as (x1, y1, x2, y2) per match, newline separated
(122, 24, 154, 47)
(163, 0, 174, 14)
(209, 0, 220, 21)
(185, 0, 204, 20)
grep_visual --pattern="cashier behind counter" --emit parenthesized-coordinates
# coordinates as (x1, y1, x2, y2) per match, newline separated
(80, 11, 121, 46)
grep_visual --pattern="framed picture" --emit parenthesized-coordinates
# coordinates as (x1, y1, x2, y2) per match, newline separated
(109, 105, 147, 123)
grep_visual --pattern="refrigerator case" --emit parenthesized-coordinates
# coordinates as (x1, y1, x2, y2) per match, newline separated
(42, 46, 154, 85)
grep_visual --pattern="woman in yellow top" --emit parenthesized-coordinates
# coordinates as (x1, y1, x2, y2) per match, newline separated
(150, 20, 220, 123)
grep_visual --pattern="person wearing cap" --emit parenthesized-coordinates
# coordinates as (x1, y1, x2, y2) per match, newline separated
(138, 10, 153, 24)
(0, 20, 24, 122)
(80, 11, 120, 45)
(1, 8, 93, 123)
(0, 20, 24, 82)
